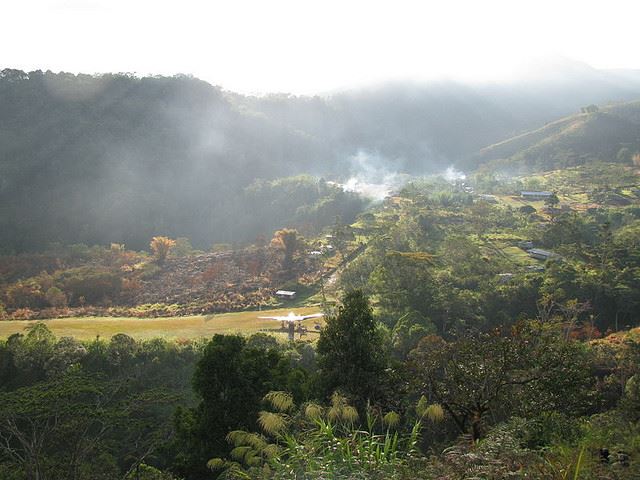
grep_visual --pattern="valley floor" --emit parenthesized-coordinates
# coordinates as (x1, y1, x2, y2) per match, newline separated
(0, 306, 324, 340)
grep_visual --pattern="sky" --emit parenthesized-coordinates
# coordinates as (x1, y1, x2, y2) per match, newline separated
(2, 0, 640, 94)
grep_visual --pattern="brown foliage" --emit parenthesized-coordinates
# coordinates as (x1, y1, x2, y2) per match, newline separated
(150, 236, 176, 264)
(201, 261, 225, 283)
(271, 229, 298, 269)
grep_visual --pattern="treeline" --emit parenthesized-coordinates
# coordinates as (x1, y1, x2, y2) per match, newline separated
(1, 291, 639, 479)
(0, 324, 201, 479)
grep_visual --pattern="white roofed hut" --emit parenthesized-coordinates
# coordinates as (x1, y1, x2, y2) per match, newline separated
(275, 290, 296, 300)
(527, 248, 559, 261)
(521, 191, 553, 200)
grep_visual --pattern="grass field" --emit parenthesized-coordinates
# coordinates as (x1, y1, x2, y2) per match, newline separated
(0, 306, 325, 341)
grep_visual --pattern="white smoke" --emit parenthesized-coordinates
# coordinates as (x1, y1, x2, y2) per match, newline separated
(331, 152, 466, 200)
(443, 166, 466, 183)
(336, 150, 410, 201)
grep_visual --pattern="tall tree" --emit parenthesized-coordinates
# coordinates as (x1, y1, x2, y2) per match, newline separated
(271, 228, 298, 272)
(172, 335, 293, 479)
(316, 290, 389, 408)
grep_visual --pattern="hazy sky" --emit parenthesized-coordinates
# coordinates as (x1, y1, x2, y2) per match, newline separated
(3, 0, 639, 94)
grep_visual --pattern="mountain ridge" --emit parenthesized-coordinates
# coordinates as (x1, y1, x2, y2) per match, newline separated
(468, 100, 640, 171)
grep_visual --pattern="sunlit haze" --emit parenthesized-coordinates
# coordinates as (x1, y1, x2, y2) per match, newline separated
(3, 0, 640, 94)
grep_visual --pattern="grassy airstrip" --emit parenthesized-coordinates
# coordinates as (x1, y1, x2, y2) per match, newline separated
(0, 306, 325, 341)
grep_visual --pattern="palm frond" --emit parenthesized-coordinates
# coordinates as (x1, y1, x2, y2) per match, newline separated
(342, 405, 359, 424)
(206, 458, 228, 471)
(264, 391, 294, 412)
(423, 403, 445, 423)
(383, 411, 401, 428)
(244, 432, 268, 451)
(226, 430, 249, 447)
(262, 443, 281, 459)
(230, 446, 253, 462)
(258, 411, 288, 436)
(304, 402, 324, 421)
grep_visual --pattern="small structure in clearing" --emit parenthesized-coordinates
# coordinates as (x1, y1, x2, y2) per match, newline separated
(478, 194, 498, 203)
(275, 290, 297, 300)
(497, 273, 515, 284)
(521, 191, 553, 200)
(517, 240, 534, 250)
(527, 248, 559, 261)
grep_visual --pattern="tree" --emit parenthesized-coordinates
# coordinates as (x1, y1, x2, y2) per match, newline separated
(519, 205, 537, 215)
(316, 290, 389, 408)
(45, 286, 67, 308)
(8, 323, 56, 382)
(149, 236, 176, 265)
(172, 335, 295, 479)
(408, 322, 595, 440)
(270, 228, 298, 271)
(0, 372, 116, 480)
(581, 104, 599, 114)
(544, 192, 560, 208)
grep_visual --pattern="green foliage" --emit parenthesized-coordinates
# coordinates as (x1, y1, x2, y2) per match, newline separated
(5, 279, 46, 309)
(210, 391, 444, 480)
(409, 322, 597, 440)
(125, 463, 180, 480)
(56, 266, 122, 306)
(0, 324, 199, 479)
(45, 286, 67, 308)
(172, 334, 304, 478)
(316, 290, 390, 407)
(472, 100, 640, 171)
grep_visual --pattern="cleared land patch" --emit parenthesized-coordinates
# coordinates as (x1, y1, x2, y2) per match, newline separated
(0, 306, 324, 340)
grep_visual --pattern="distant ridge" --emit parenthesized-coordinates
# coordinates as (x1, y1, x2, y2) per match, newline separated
(467, 100, 640, 172)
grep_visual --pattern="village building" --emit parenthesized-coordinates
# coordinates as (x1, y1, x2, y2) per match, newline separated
(527, 248, 559, 261)
(497, 273, 515, 283)
(526, 265, 545, 272)
(477, 194, 498, 203)
(275, 290, 296, 300)
(517, 240, 534, 250)
(521, 191, 553, 200)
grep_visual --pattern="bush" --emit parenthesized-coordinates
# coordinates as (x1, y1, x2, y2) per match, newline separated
(5, 280, 46, 309)
(45, 286, 67, 308)
(57, 267, 122, 306)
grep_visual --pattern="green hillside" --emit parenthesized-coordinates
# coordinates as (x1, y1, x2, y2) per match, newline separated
(3, 68, 640, 252)
(469, 100, 640, 171)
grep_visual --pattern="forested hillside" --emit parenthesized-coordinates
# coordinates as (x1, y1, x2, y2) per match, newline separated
(3, 63, 640, 252)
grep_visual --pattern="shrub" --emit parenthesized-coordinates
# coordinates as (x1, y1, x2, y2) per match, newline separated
(45, 286, 67, 308)
(5, 280, 46, 309)
(150, 236, 176, 264)
(209, 391, 444, 479)
(57, 267, 122, 306)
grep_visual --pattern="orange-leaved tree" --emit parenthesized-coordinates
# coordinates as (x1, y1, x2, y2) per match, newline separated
(271, 229, 298, 270)
(150, 236, 176, 264)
